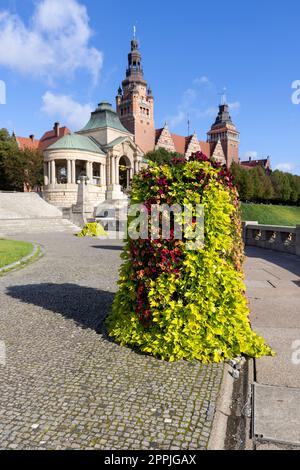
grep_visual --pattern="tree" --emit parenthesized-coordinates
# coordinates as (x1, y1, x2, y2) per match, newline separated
(271, 170, 292, 203)
(0, 129, 43, 192)
(145, 147, 182, 165)
(0, 128, 20, 190)
(21, 147, 44, 191)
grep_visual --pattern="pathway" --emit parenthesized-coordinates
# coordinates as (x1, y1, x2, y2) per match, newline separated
(245, 247, 300, 449)
(0, 233, 222, 450)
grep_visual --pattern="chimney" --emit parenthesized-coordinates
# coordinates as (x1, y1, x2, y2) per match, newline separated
(29, 134, 34, 141)
(54, 122, 60, 137)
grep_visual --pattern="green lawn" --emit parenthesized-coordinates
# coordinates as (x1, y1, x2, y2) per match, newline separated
(0, 239, 33, 269)
(241, 203, 300, 226)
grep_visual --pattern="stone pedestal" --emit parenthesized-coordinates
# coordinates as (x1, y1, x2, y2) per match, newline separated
(71, 178, 94, 227)
(106, 184, 127, 201)
(296, 225, 300, 256)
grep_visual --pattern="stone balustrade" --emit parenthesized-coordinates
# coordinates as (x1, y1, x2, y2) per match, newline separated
(244, 221, 300, 256)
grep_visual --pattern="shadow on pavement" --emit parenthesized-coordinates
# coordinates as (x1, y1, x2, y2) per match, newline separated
(246, 246, 300, 279)
(92, 245, 123, 251)
(7, 283, 115, 335)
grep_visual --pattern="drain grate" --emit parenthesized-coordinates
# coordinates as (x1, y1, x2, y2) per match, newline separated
(253, 383, 300, 446)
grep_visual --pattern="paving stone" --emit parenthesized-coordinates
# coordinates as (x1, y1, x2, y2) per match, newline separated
(0, 233, 223, 450)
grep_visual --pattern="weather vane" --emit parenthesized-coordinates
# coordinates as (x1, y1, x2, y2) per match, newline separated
(133, 25, 136, 39)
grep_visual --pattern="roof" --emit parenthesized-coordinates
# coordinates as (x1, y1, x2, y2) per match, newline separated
(15, 124, 71, 153)
(46, 133, 105, 154)
(103, 136, 129, 149)
(171, 134, 196, 155)
(199, 141, 211, 157)
(241, 158, 270, 168)
(79, 102, 129, 133)
(39, 126, 71, 151)
(155, 128, 163, 142)
(16, 136, 40, 151)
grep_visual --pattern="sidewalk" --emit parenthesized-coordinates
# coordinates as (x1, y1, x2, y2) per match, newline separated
(245, 247, 300, 449)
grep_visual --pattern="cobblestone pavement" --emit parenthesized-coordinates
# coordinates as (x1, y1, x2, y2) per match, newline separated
(0, 233, 223, 450)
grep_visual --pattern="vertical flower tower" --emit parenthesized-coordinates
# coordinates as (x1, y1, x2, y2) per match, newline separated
(107, 152, 273, 362)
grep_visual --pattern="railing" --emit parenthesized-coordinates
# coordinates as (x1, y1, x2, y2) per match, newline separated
(244, 221, 300, 256)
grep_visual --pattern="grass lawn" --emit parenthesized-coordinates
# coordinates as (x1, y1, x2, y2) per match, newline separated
(241, 203, 300, 226)
(0, 239, 33, 269)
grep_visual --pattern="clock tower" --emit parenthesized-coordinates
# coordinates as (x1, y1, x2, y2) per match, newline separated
(116, 34, 155, 154)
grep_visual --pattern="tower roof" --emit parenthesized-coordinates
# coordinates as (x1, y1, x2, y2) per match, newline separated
(213, 104, 232, 127)
(123, 35, 146, 86)
(79, 102, 129, 133)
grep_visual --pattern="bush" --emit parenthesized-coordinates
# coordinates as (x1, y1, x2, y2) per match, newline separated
(77, 222, 107, 237)
(107, 153, 273, 362)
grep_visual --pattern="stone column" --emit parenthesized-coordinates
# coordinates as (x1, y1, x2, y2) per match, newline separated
(296, 225, 300, 256)
(90, 162, 94, 182)
(115, 158, 120, 185)
(111, 155, 115, 185)
(44, 162, 49, 186)
(106, 155, 110, 186)
(71, 160, 76, 183)
(126, 169, 130, 190)
(50, 160, 56, 185)
(67, 160, 71, 184)
(101, 163, 106, 187)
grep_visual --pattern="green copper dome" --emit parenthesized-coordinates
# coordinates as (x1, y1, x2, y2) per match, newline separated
(79, 102, 129, 133)
(47, 133, 105, 154)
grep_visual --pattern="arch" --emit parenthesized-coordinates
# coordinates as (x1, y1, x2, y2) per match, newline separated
(118, 155, 132, 191)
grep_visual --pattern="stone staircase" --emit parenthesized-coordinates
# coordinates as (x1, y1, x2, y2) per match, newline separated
(94, 198, 128, 238)
(0, 193, 80, 236)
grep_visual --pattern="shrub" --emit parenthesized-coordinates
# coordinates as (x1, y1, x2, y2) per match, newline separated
(77, 222, 107, 238)
(106, 153, 274, 362)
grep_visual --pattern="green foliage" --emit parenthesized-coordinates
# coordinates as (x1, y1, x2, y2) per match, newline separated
(231, 162, 300, 205)
(0, 128, 44, 191)
(0, 128, 21, 190)
(77, 222, 107, 237)
(107, 155, 273, 363)
(242, 203, 300, 226)
(145, 147, 182, 165)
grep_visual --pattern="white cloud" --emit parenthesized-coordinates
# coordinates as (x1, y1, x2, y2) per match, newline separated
(168, 88, 198, 128)
(0, 0, 103, 83)
(196, 106, 218, 118)
(193, 76, 210, 86)
(42, 91, 93, 130)
(275, 163, 295, 173)
(167, 76, 240, 132)
(228, 101, 240, 110)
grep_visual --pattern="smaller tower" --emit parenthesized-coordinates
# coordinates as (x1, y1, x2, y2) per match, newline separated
(207, 99, 240, 168)
(116, 33, 155, 153)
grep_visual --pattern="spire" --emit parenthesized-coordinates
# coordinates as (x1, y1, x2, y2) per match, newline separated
(126, 32, 144, 80)
(219, 87, 227, 105)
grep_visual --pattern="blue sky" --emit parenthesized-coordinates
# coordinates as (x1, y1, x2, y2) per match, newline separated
(0, 0, 300, 173)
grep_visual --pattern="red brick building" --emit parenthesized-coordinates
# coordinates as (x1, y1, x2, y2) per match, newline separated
(116, 36, 243, 168)
(15, 122, 71, 152)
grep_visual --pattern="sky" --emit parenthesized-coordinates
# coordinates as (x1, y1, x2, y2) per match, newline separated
(0, 0, 300, 173)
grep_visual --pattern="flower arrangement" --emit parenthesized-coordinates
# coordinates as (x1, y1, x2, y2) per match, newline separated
(106, 152, 274, 362)
(77, 222, 107, 238)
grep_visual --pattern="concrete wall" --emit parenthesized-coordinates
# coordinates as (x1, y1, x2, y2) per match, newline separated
(244, 221, 300, 256)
